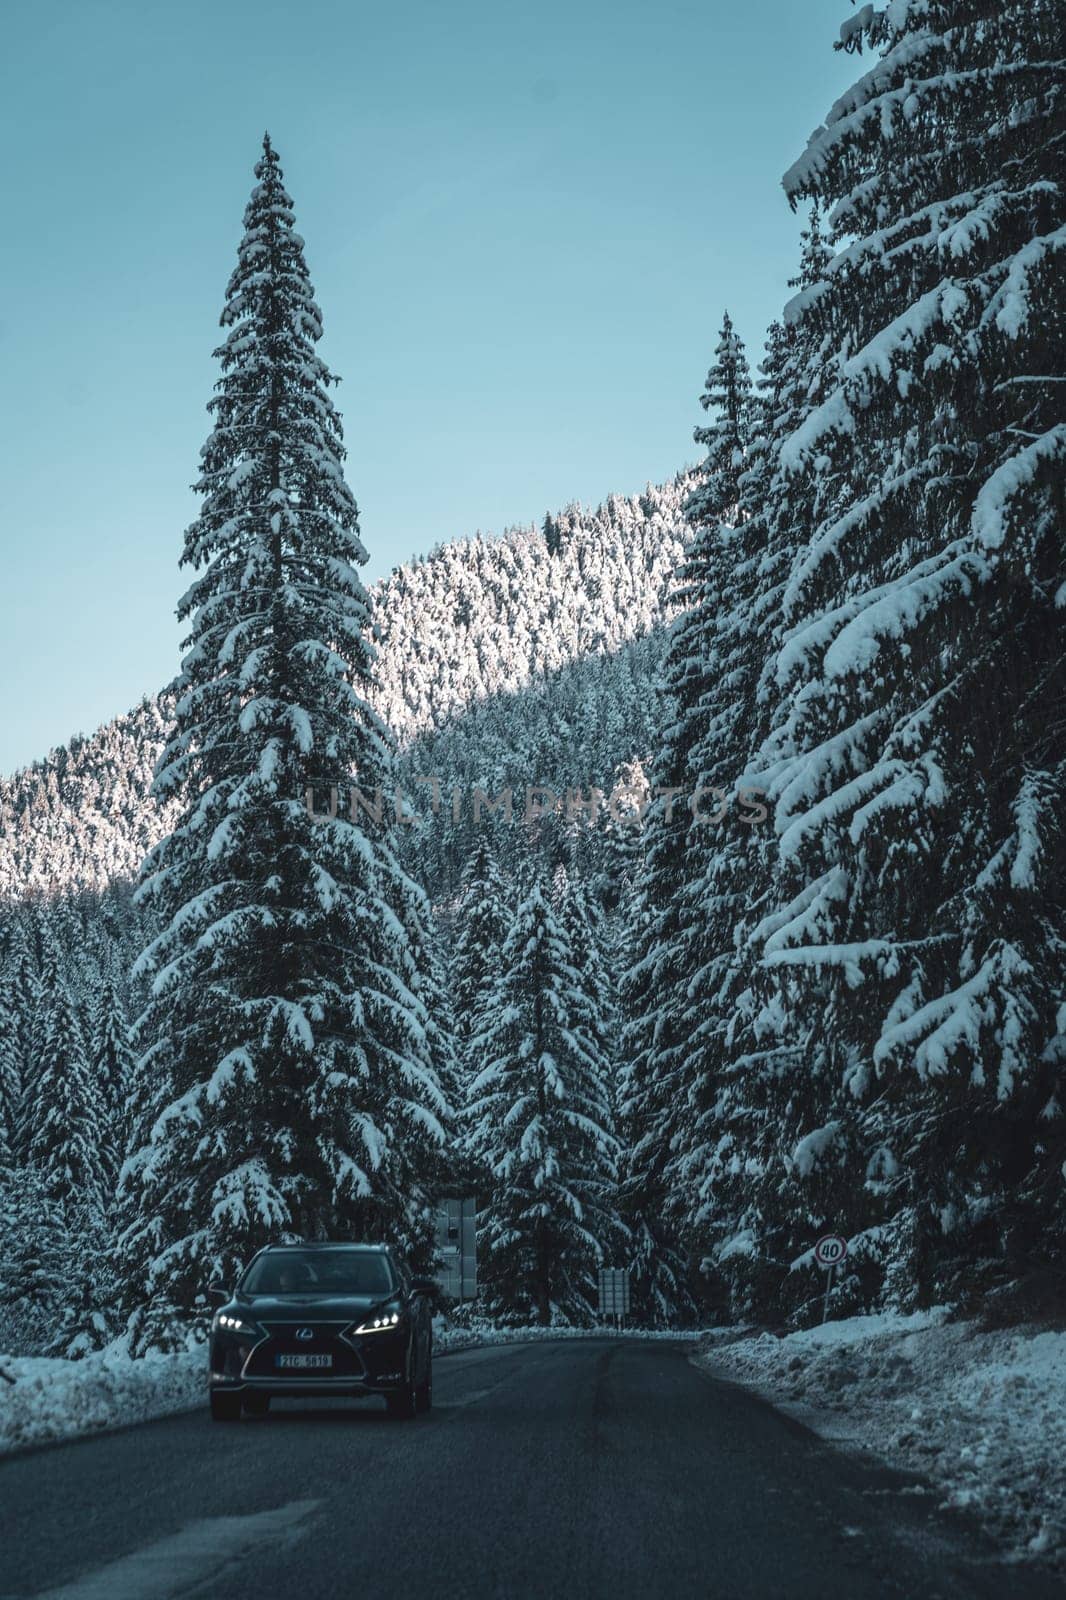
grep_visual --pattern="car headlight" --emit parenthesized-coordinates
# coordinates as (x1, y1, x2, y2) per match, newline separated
(353, 1309, 403, 1334)
(214, 1313, 261, 1338)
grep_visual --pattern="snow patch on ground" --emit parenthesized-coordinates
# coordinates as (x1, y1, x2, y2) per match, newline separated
(432, 1318, 697, 1355)
(0, 1322, 695, 1456)
(697, 1312, 1066, 1563)
(0, 1343, 205, 1457)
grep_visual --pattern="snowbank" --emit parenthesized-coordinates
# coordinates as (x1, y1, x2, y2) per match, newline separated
(697, 1312, 1066, 1562)
(0, 1343, 205, 1456)
(433, 1318, 696, 1354)
(0, 1323, 693, 1456)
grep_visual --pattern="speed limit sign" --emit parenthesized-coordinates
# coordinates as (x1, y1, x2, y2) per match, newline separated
(815, 1234, 847, 1323)
(814, 1235, 848, 1269)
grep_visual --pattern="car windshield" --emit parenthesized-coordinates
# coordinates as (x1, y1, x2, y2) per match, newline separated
(239, 1249, 396, 1297)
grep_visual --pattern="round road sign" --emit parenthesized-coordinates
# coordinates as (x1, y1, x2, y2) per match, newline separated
(814, 1235, 848, 1269)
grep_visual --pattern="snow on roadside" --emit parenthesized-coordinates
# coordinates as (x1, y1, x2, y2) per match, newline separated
(0, 1322, 695, 1456)
(432, 1318, 697, 1354)
(696, 1311, 1066, 1563)
(0, 1343, 205, 1457)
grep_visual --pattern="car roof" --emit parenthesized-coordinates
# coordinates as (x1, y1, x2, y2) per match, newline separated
(258, 1241, 389, 1252)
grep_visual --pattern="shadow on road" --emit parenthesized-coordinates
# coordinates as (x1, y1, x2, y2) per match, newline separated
(245, 1400, 394, 1425)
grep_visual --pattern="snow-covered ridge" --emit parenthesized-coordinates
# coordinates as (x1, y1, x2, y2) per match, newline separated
(0, 476, 692, 900)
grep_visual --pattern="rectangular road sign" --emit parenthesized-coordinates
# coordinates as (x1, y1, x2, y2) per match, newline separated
(597, 1267, 631, 1316)
(433, 1197, 477, 1303)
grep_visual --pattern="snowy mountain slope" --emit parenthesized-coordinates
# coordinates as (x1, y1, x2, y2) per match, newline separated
(0, 477, 691, 902)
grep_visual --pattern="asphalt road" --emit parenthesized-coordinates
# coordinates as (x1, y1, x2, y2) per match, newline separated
(1, 1338, 1059, 1600)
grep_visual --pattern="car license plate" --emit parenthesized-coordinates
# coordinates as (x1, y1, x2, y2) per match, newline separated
(276, 1353, 332, 1369)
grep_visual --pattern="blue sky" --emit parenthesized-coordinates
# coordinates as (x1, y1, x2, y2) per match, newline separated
(0, 0, 856, 776)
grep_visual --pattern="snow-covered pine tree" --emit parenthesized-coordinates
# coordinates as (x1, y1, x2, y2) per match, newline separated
(120, 136, 445, 1342)
(597, 757, 650, 914)
(672, 217, 848, 1321)
(0, 1167, 66, 1354)
(25, 975, 104, 1214)
(114, 1026, 161, 1310)
(553, 865, 619, 1101)
(467, 885, 622, 1324)
(684, 309, 753, 533)
(88, 977, 134, 1193)
(0, 990, 21, 1164)
(390, 868, 458, 1200)
(739, 0, 1066, 1316)
(616, 869, 695, 1325)
(450, 833, 510, 1055)
(27, 937, 62, 1091)
(616, 314, 754, 1322)
(448, 832, 511, 1201)
(47, 1196, 121, 1359)
(4, 920, 38, 1134)
(661, 344, 784, 1309)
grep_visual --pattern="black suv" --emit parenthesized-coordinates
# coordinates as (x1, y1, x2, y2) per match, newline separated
(208, 1242, 436, 1422)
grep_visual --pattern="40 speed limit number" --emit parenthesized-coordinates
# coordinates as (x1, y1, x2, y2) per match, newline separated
(814, 1235, 848, 1270)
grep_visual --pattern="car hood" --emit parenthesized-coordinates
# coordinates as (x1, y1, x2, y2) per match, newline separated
(235, 1293, 390, 1321)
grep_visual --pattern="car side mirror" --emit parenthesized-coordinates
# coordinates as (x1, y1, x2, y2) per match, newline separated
(207, 1282, 230, 1303)
(410, 1276, 438, 1297)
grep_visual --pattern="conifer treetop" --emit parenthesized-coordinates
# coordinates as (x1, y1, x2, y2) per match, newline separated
(159, 133, 383, 817)
(685, 309, 754, 537)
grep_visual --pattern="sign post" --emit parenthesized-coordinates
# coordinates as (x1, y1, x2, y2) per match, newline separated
(597, 1267, 631, 1331)
(813, 1234, 848, 1324)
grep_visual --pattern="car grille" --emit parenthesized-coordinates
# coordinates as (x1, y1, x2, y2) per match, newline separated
(243, 1320, 364, 1379)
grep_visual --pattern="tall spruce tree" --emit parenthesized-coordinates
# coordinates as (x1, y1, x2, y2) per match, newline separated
(28, 942, 62, 1095)
(684, 309, 753, 533)
(4, 920, 38, 1144)
(617, 314, 754, 1322)
(554, 865, 619, 1109)
(0, 990, 21, 1163)
(88, 978, 134, 1194)
(450, 833, 510, 1058)
(394, 871, 459, 1201)
(25, 977, 104, 1213)
(0, 1167, 66, 1354)
(121, 137, 445, 1342)
(449, 833, 511, 1201)
(616, 882, 696, 1325)
(468, 885, 622, 1324)
(729, 0, 1065, 1318)
(675, 217, 847, 1321)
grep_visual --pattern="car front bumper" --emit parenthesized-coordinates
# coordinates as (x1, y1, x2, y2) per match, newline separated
(209, 1325, 409, 1396)
(211, 1376, 404, 1400)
